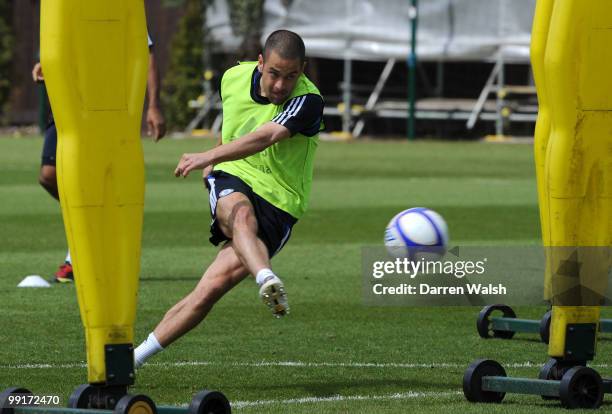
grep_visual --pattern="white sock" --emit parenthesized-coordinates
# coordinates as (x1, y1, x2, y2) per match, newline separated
(65, 250, 71, 264)
(255, 268, 276, 286)
(134, 332, 164, 368)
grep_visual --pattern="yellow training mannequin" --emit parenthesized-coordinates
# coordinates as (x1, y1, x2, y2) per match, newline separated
(40, 1, 148, 383)
(532, 0, 612, 358)
(530, 0, 554, 301)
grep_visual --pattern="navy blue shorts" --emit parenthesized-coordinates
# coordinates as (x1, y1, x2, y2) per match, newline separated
(41, 121, 57, 166)
(204, 170, 297, 257)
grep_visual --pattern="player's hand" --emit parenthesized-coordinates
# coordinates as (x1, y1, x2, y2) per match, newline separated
(146, 106, 167, 141)
(175, 153, 211, 178)
(32, 62, 44, 83)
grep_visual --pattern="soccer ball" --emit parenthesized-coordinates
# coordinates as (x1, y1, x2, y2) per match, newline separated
(384, 207, 449, 259)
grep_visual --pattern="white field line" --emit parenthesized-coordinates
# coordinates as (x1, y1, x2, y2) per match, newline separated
(231, 391, 462, 409)
(3, 360, 612, 370)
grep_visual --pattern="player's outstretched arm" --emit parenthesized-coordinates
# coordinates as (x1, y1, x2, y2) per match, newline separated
(174, 121, 290, 177)
(146, 51, 167, 141)
(202, 134, 223, 179)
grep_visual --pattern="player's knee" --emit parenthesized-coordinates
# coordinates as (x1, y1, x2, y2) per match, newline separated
(38, 169, 54, 187)
(231, 204, 257, 233)
(38, 168, 59, 198)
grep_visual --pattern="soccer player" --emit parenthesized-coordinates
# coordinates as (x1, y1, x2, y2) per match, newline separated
(33, 34, 166, 283)
(134, 30, 324, 367)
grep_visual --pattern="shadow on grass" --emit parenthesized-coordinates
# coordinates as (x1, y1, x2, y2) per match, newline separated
(240, 376, 458, 398)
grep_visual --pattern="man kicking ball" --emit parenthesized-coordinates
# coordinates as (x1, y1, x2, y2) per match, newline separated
(134, 30, 324, 367)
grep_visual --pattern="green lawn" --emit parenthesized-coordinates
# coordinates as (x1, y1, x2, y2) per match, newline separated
(1, 136, 611, 413)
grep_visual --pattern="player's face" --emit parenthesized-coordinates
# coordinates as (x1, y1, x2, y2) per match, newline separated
(258, 51, 305, 105)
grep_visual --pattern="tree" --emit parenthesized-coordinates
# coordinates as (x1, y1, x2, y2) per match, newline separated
(227, 0, 264, 60)
(161, 0, 205, 130)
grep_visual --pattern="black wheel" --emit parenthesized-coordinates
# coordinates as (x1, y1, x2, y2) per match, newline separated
(476, 304, 516, 339)
(68, 384, 97, 409)
(538, 358, 562, 400)
(463, 359, 506, 403)
(189, 390, 231, 414)
(113, 395, 156, 414)
(559, 366, 603, 409)
(539, 359, 586, 381)
(0, 388, 31, 414)
(539, 310, 552, 344)
(539, 358, 563, 380)
(68, 384, 127, 409)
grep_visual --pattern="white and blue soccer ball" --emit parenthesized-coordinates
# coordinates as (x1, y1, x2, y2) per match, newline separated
(384, 207, 449, 259)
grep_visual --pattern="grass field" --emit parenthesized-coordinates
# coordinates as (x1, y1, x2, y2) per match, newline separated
(1, 136, 611, 413)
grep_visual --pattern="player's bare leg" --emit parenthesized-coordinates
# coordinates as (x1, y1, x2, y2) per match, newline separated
(215, 192, 269, 272)
(39, 165, 59, 199)
(216, 192, 289, 317)
(134, 243, 248, 367)
(39, 164, 73, 282)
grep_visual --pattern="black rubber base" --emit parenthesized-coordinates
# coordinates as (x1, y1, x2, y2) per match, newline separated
(189, 390, 231, 414)
(477, 304, 517, 339)
(463, 359, 507, 403)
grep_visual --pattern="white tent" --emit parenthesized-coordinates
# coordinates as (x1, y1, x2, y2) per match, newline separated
(207, 0, 536, 63)
(200, 0, 537, 136)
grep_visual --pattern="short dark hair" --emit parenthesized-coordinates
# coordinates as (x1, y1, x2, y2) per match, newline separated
(263, 30, 306, 64)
